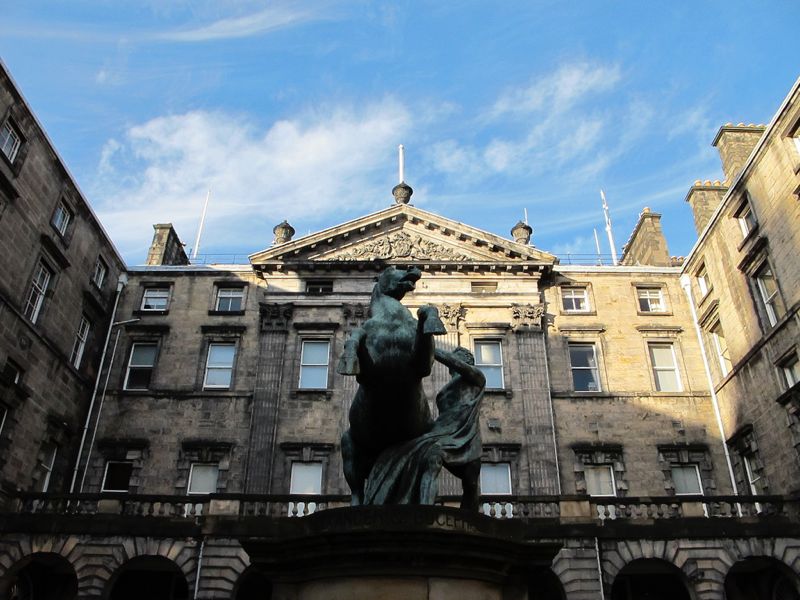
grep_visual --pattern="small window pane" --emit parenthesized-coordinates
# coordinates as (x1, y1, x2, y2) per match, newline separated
(207, 344, 236, 366)
(204, 343, 236, 388)
(475, 341, 501, 365)
(474, 341, 504, 388)
(585, 465, 615, 496)
(188, 464, 219, 494)
(141, 288, 170, 310)
(480, 463, 511, 495)
(299, 341, 329, 389)
(1, 121, 21, 162)
(562, 287, 589, 312)
(301, 341, 329, 365)
(52, 202, 71, 235)
(216, 288, 243, 311)
(650, 345, 674, 366)
(290, 463, 323, 494)
(102, 462, 133, 492)
(130, 344, 157, 366)
(569, 343, 601, 392)
(671, 465, 702, 495)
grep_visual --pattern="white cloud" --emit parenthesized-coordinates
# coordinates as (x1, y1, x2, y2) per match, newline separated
(491, 61, 622, 118)
(91, 100, 412, 260)
(158, 6, 319, 42)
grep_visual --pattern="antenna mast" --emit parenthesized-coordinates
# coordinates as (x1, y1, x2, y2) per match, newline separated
(398, 144, 405, 183)
(600, 189, 618, 265)
(191, 189, 211, 261)
(593, 228, 603, 266)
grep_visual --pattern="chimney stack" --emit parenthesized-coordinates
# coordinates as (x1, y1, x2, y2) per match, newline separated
(712, 123, 766, 183)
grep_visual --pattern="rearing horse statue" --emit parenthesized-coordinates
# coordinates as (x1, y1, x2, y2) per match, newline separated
(337, 266, 446, 505)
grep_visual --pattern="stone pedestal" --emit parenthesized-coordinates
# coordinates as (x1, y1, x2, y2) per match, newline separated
(241, 506, 560, 600)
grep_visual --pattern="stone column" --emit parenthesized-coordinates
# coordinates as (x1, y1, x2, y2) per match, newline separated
(512, 304, 559, 494)
(244, 303, 293, 493)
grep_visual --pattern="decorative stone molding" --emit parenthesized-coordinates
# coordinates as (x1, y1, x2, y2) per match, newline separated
(342, 303, 369, 323)
(259, 303, 293, 331)
(327, 231, 471, 262)
(439, 303, 466, 328)
(511, 303, 545, 330)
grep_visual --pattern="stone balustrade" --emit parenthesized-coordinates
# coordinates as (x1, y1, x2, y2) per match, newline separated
(5, 492, 795, 523)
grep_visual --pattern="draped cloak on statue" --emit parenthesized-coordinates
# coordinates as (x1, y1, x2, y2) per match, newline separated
(363, 374, 483, 505)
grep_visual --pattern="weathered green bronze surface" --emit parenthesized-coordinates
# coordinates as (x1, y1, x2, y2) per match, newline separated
(338, 267, 484, 507)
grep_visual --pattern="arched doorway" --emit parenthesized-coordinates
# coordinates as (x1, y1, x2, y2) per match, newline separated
(105, 556, 189, 600)
(232, 567, 272, 600)
(611, 558, 692, 600)
(1, 552, 78, 600)
(528, 568, 566, 600)
(725, 557, 800, 600)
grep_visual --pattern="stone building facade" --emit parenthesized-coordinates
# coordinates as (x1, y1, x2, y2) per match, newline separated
(0, 63, 126, 504)
(0, 62, 799, 600)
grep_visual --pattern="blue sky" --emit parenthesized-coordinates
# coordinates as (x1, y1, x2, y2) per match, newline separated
(2, 1, 799, 264)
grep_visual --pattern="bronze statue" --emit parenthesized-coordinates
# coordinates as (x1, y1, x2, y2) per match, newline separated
(338, 266, 446, 505)
(363, 347, 485, 509)
(338, 267, 485, 508)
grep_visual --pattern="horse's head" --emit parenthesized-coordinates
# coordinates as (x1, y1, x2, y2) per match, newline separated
(376, 266, 422, 300)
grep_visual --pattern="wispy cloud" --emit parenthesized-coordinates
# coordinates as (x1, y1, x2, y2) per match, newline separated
(91, 100, 412, 259)
(157, 6, 320, 42)
(490, 61, 622, 118)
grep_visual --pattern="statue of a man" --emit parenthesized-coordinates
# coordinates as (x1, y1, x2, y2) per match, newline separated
(363, 346, 485, 509)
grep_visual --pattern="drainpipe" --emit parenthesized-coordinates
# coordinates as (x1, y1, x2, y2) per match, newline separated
(679, 275, 739, 496)
(69, 273, 128, 493)
(78, 320, 139, 492)
(594, 536, 606, 600)
(542, 318, 562, 495)
(193, 537, 206, 600)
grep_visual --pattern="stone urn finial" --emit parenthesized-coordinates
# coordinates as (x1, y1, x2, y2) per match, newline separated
(511, 220, 533, 245)
(273, 220, 295, 245)
(392, 182, 413, 205)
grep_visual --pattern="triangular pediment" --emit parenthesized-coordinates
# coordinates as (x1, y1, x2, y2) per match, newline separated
(249, 204, 557, 267)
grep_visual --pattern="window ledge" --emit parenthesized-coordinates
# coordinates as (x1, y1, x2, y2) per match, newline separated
(291, 388, 333, 399)
(636, 311, 673, 317)
(208, 310, 245, 316)
(133, 309, 169, 317)
(484, 388, 513, 399)
(736, 224, 760, 252)
(559, 310, 597, 317)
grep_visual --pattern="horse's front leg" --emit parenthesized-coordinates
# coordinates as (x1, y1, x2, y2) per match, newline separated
(337, 327, 366, 376)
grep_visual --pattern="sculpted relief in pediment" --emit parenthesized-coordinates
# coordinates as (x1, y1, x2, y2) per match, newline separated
(325, 231, 472, 262)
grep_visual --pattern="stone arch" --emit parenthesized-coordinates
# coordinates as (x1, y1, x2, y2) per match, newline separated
(231, 565, 272, 600)
(75, 537, 197, 599)
(610, 558, 695, 600)
(724, 556, 800, 600)
(195, 539, 251, 599)
(527, 567, 566, 600)
(722, 537, 800, 576)
(0, 551, 78, 600)
(550, 542, 603, 599)
(600, 539, 728, 600)
(103, 555, 190, 600)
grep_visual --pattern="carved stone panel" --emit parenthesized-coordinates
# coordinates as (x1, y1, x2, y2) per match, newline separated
(327, 231, 471, 262)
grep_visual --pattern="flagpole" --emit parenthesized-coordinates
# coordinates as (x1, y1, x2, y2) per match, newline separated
(191, 189, 211, 261)
(600, 189, 618, 265)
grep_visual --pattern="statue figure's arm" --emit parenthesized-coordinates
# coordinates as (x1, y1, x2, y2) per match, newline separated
(434, 348, 486, 388)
